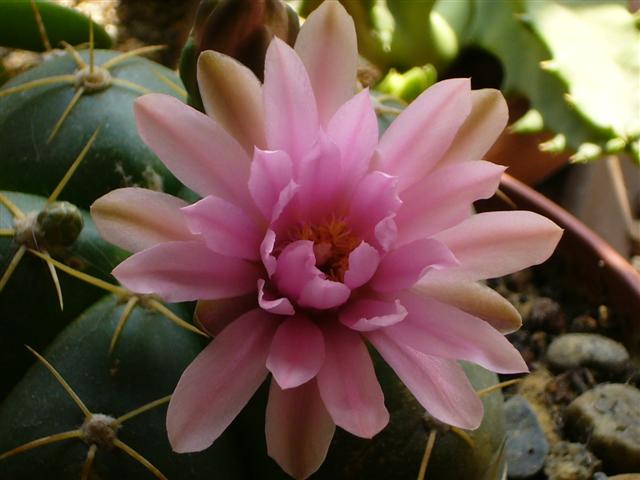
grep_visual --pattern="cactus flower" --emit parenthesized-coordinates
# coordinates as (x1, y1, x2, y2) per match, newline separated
(91, 3, 562, 478)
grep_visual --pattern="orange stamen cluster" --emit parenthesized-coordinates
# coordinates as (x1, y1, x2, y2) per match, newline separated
(289, 216, 360, 282)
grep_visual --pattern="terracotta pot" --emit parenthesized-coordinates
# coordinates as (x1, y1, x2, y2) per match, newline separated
(479, 174, 640, 350)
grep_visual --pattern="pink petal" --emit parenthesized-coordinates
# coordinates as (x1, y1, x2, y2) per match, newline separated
(339, 298, 407, 332)
(167, 309, 278, 452)
(264, 38, 319, 164)
(182, 195, 262, 261)
(134, 94, 253, 210)
(267, 315, 325, 389)
(439, 89, 508, 166)
(266, 379, 335, 480)
(294, 1, 357, 125)
(197, 51, 266, 152)
(416, 279, 522, 334)
(298, 276, 351, 310)
(370, 238, 459, 292)
(396, 161, 505, 245)
(91, 187, 192, 253)
(194, 295, 256, 336)
(374, 79, 471, 191)
(343, 242, 380, 289)
(317, 323, 389, 438)
(272, 240, 317, 301)
(260, 229, 278, 277)
(249, 148, 293, 220)
(387, 291, 527, 374)
(373, 215, 398, 252)
(295, 132, 343, 223)
(430, 211, 563, 282)
(367, 331, 483, 430)
(347, 171, 401, 238)
(112, 240, 260, 302)
(327, 89, 378, 186)
(271, 180, 300, 227)
(258, 279, 295, 315)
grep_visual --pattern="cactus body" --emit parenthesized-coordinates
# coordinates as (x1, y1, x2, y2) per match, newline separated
(0, 191, 127, 399)
(0, 295, 246, 479)
(0, 50, 185, 208)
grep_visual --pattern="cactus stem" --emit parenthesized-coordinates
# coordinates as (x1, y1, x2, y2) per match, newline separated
(47, 87, 85, 144)
(144, 298, 209, 338)
(80, 444, 97, 480)
(28, 248, 130, 297)
(112, 438, 168, 480)
(29, 0, 51, 52)
(110, 77, 153, 95)
(101, 45, 167, 70)
(25, 345, 93, 418)
(477, 378, 521, 397)
(450, 427, 475, 449)
(0, 429, 82, 461)
(0, 228, 15, 236)
(416, 429, 437, 480)
(109, 295, 139, 355)
(0, 75, 76, 97)
(115, 395, 171, 425)
(0, 245, 26, 292)
(48, 127, 100, 202)
(42, 249, 64, 310)
(0, 193, 25, 220)
(153, 69, 187, 98)
(60, 41, 87, 69)
(89, 15, 95, 75)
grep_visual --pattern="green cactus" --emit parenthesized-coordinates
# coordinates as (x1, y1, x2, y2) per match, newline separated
(0, 189, 128, 399)
(0, 295, 246, 479)
(0, 0, 111, 52)
(0, 45, 187, 208)
(233, 359, 507, 479)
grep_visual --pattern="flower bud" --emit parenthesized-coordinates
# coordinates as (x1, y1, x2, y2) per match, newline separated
(180, 0, 300, 110)
(36, 201, 84, 247)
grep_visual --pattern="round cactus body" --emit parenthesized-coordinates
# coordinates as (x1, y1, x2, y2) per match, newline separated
(0, 191, 127, 399)
(235, 360, 507, 479)
(0, 49, 186, 208)
(0, 295, 247, 479)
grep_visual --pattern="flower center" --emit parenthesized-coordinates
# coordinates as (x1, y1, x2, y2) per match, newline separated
(289, 217, 360, 282)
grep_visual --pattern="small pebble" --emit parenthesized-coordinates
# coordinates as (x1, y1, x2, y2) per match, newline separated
(546, 333, 629, 376)
(527, 297, 565, 333)
(504, 395, 549, 479)
(565, 383, 640, 472)
(543, 441, 601, 480)
(569, 315, 599, 333)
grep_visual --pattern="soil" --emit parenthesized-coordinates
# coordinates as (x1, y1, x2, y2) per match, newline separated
(490, 253, 640, 479)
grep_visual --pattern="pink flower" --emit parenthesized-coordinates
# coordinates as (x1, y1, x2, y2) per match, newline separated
(91, 3, 562, 478)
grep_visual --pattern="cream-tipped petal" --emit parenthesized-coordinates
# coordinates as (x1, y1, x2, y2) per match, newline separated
(198, 51, 266, 151)
(294, 1, 357, 125)
(439, 88, 508, 165)
(415, 279, 522, 334)
(91, 188, 193, 253)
